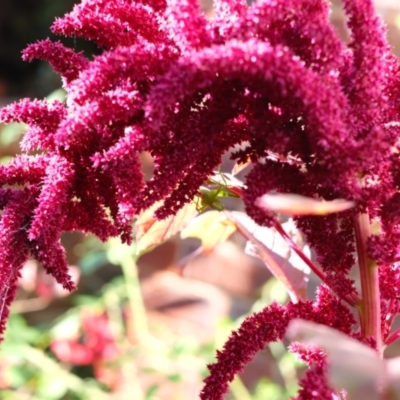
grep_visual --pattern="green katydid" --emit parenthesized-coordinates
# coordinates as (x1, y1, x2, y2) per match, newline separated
(193, 170, 244, 214)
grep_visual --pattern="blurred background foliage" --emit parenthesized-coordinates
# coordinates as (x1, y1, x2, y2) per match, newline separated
(0, 1, 399, 399)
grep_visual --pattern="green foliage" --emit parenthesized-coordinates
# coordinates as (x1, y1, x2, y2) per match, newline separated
(0, 232, 300, 399)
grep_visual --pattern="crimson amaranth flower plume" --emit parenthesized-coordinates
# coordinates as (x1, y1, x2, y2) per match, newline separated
(1, 0, 400, 398)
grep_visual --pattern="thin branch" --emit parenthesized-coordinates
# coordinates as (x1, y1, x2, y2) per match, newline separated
(273, 220, 359, 307)
(384, 327, 400, 347)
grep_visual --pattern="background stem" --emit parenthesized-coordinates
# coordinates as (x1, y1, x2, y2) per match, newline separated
(120, 251, 149, 342)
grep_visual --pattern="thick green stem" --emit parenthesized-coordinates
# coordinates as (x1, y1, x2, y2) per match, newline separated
(120, 252, 149, 341)
(107, 240, 149, 342)
(353, 212, 382, 354)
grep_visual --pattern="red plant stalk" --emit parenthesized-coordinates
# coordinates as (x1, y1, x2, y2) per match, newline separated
(354, 212, 382, 354)
(385, 327, 400, 347)
(273, 219, 359, 307)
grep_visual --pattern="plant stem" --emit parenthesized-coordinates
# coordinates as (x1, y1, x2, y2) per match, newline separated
(24, 345, 109, 399)
(353, 212, 382, 354)
(229, 376, 253, 400)
(120, 249, 149, 342)
(384, 327, 400, 347)
(273, 220, 359, 307)
(273, 221, 326, 282)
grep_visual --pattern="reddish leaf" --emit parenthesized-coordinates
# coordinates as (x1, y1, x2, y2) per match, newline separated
(256, 193, 355, 216)
(286, 319, 384, 399)
(231, 159, 251, 175)
(135, 202, 198, 254)
(386, 358, 400, 397)
(228, 212, 310, 302)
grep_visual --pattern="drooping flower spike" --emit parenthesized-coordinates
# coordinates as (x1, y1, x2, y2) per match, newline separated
(0, 0, 400, 398)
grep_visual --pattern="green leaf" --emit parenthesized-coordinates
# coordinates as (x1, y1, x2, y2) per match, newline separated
(253, 379, 284, 400)
(78, 251, 108, 275)
(46, 88, 66, 103)
(7, 365, 32, 388)
(167, 373, 181, 382)
(50, 312, 81, 340)
(4, 314, 41, 345)
(0, 122, 26, 146)
(145, 384, 159, 399)
(36, 375, 68, 400)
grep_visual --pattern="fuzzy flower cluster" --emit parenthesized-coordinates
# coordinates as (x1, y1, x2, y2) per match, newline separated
(1, 0, 400, 398)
